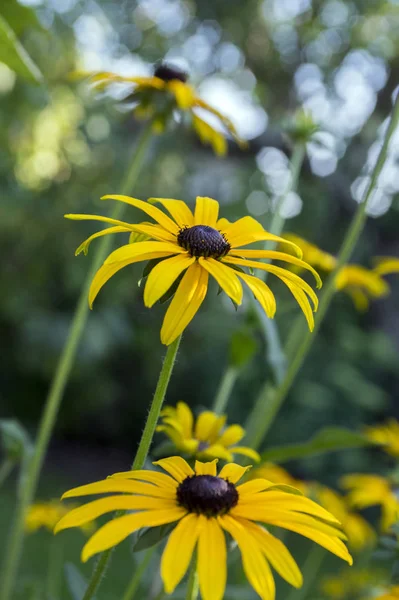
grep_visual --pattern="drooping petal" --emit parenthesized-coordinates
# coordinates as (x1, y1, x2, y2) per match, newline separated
(75, 226, 131, 256)
(373, 256, 399, 276)
(220, 217, 301, 256)
(144, 254, 195, 307)
(216, 425, 245, 447)
(201, 444, 233, 462)
(161, 514, 201, 593)
(198, 258, 243, 305)
(218, 463, 252, 484)
(176, 402, 194, 439)
(195, 459, 218, 476)
(229, 446, 261, 462)
(195, 412, 225, 443)
(235, 271, 276, 318)
(280, 276, 315, 331)
(194, 197, 219, 228)
(153, 457, 194, 482)
(235, 492, 341, 523)
(219, 515, 275, 600)
(148, 198, 194, 228)
(236, 480, 275, 496)
(161, 262, 209, 345)
(55, 496, 176, 533)
(197, 516, 227, 600)
(167, 80, 196, 109)
(61, 478, 176, 500)
(101, 195, 179, 234)
(109, 470, 178, 489)
(81, 508, 186, 562)
(104, 241, 184, 265)
(192, 114, 227, 157)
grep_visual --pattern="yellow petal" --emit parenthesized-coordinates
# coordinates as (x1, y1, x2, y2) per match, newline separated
(373, 256, 399, 276)
(235, 271, 276, 318)
(75, 226, 131, 256)
(109, 470, 177, 488)
(153, 457, 194, 482)
(195, 412, 224, 442)
(236, 480, 274, 496)
(220, 217, 301, 256)
(280, 276, 315, 331)
(148, 198, 194, 228)
(176, 402, 194, 438)
(105, 241, 183, 265)
(161, 262, 209, 345)
(194, 197, 219, 228)
(193, 99, 246, 148)
(200, 445, 233, 462)
(144, 254, 195, 307)
(65, 214, 176, 243)
(219, 515, 275, 600)
(61, 478, 176, 500)
(81, 508, 186, 562)
(55, 496, 175, 533)
(198, 515, 227, 600)
(236, 492, 341, 523)
(167, 80, 196, 109)
(192, 114, 227, 157)
(101, 195, 179, 235)
(161, 514, 201, 593)
(217, 425, 245, 447)
(230, 446, 261, 462)
(218, 463, 252, 484)
(199, 258, 243, 305)
(195, 459, 218, 476)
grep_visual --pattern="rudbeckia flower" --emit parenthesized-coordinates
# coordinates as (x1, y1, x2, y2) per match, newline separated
(364, 419, 399, 458)
(249, 463, 309, 495)
(82, 62, 246, 156)
(66, 196, 321, 345)
(341, 474, 399, 531)
(157, 402, 260, 462)
(25, 501, 93, 534)
(55, 457, 352, 600)
(280, 234, 337, 273)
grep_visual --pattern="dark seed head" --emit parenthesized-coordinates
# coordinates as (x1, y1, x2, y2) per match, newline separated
(177, 225, 230, 258)
(177, 475, 239, 517)
(154, 62, 188, 83)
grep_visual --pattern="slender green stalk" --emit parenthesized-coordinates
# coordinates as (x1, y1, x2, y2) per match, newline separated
(121, 548, 156, 600)
(212, 366, 239, 414)
(46, 537, 63, 600)
(185, 561, 199, 600)
(286, 546, 325, 600)
(0, 122, 154, 600)
(81, 334, 182, 600)
(253, 144, 306, 384)
(0, 459, 15, 489)
(251, 94, 399, 451)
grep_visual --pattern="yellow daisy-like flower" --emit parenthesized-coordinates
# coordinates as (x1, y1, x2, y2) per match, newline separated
(341, 474, 399, 531)
(83, 62, 246, 156)
(55, 457, 352, 600)
(249, 462, 309, 495)
(157, 402, 260, 462)
(281, 234, 337, 273)
(335, 265, 390, 311)
(66, 196, 321, 345)
(25, 501, 93, 534)
(364, 419, 399, 458)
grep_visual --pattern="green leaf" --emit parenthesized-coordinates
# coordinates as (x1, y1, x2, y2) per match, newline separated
(229, 329, 258, 368)
(132, 523, 175, 553)
(65, 563, 97, 600)
(0, 419, 32, 461)
(260, 427, 370, 463)
(0, 14, 43, 83)
(1, 0, 44, 36)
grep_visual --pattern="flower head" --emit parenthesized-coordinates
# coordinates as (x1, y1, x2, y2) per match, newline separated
(26, 501, 93, 534)
(374, 585, 399, 600)
(364, 419, 399, 458)
(81, 62, 246, 156)
(341, 473, 399, 531)
(157, 402, 260, 462)
(55, 457, 352, 600)
(66, 196, 321, 345)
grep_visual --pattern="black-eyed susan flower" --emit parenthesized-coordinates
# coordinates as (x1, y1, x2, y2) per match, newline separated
(249, 462, 309, 495)
(341, 474, 399, 532)
(82, 62, 246, 156)
(66, 196, 321, 345)
(157, 402, 260, 462)
(55, 457, 352, 600)
(26, 501, 93, 534)
(280, 234, 337, 274)
(364, 419, 399, 458)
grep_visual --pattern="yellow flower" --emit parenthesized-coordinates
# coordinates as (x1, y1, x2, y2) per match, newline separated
(321, 567, 385, 600)
(364, 419, 399, 458)
(280, 234, 337, 273)
(83, 62, 246, 156)
(341, 474, 399, 531)
(25, 501, 93, 534)
(374, 586, 399, 600)
(249, 463, 309, 495)
(55, 457, 352, 600)
(66, 196, 321, 345)
(157, 402, 260, 462)
(374, 257, 399, 276)
(335, 265, 390, 311)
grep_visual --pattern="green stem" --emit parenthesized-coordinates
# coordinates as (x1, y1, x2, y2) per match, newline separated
(0, 459, 15, 489)
(0, 122, 154, 600)
(251, 94, 399, 451)
(121, 547, 156, 600)
(212, 366, 239, 414)
(286, 546, 325, 600)
(185, 561, 199, 600)
(46, 537, 63, 600)
(81, 334, 182, 600)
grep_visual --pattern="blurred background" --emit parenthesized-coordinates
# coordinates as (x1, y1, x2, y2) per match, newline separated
(1, 0, 399, 598)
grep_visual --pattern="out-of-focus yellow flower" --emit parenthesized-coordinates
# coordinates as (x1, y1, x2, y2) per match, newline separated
(25, 501, 93, 534)
(341, 474, 399, 531)
(335, 265, 390, 311)
(281, 234, 337, 273)
(373, 585, 399, 600)
(55, 457, 352, 600)
(364, 419, 399, 458)
(66, 196, 322, 344)
(249, 462, 309, 495)
(321, 567, 385, 600)
(157, 402, 260, 463)
(374, 257, 399, 276)
(81, 62, 246, 156)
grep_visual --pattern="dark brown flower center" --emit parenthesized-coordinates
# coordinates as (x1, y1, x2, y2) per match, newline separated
(177, 475, 238, 517)
(154, 62, 188, 83)
(177, 225, 230, 258)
